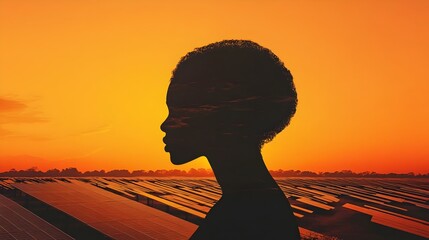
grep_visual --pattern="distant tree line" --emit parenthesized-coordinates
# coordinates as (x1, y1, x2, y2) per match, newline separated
(0, 167, 427, 178)
(0, 167, 214, 177)
(268, 169, 428, 178)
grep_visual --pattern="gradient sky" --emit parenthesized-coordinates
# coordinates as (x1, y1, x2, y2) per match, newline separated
(1, 0, 428, 173)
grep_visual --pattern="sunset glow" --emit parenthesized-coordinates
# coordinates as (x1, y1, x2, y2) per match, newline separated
(1, 1, 428, 173)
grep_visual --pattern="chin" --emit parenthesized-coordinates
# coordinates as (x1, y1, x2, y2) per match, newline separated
(169, 151, 200, 165)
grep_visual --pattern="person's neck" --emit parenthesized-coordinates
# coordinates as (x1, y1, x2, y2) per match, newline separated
(206, 144, 279, 195)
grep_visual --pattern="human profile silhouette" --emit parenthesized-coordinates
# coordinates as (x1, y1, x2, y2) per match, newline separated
(161, 40, 300, 239)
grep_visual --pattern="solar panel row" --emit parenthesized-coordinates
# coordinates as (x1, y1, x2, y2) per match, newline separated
(13, 180, 196, 240)
(0, 194, 74, 240)
(344, 203, 429, 238)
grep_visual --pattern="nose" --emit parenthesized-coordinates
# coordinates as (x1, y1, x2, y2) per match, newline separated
(160, 118, 168, 132)
(161, 115, 188, 132)
(161, 114, 174, 132)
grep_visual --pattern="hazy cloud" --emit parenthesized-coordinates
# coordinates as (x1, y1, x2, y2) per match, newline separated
(0, 98, 27, 112)
(79, 124, 112, 136)
(64, 147, 104, 161)
(0, 96, 48, 137)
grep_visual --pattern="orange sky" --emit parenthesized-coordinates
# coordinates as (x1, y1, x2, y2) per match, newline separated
(1, 1, 428, 173)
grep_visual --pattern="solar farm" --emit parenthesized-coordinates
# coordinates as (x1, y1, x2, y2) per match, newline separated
(0, 177, 428, 240)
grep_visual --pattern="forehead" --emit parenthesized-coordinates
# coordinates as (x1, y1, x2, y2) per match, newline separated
(166, 80, 230, 108)
(166, 81, 201, 107)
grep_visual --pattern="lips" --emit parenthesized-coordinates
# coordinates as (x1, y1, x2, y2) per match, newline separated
(163, 136, 185, 153)
(163, 137, 169, 152)
(163, 136, 177, 152)
(163, 136, 179, 145)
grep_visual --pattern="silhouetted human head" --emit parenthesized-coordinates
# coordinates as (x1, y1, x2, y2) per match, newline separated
(161, 40, 297, 164)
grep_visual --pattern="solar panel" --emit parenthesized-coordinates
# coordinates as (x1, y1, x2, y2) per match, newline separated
(13, 180, 197, 240)
(344, 203, 429, 238)
(0, 194, 74, 240)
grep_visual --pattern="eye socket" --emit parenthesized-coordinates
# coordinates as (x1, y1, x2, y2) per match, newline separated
(163, 116, 191, 130)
